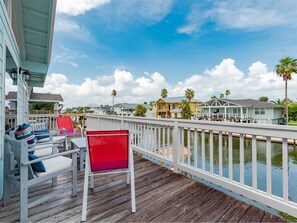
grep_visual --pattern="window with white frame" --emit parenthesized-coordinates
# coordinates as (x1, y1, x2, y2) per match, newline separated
(233, 108, 240, 114)
(255, 108, 265, 115)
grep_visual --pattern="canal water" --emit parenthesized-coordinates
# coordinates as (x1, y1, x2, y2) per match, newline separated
(140, 128, 297, 219)
(181, 132, 297, 203)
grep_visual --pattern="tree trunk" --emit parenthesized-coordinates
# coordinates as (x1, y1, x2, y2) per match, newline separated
(285, 79, 288, 125)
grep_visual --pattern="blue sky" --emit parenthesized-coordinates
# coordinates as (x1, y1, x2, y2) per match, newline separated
(15, 0, 297, 107)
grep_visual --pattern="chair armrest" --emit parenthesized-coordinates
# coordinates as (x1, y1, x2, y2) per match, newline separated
(28, 143, 57, 153)
(28, 139, 61, 149)
(23, 149, 80, 165)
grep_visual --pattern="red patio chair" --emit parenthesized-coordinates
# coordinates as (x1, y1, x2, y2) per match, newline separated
(81, 130, 136, 221)
(56, 116, 82, 137)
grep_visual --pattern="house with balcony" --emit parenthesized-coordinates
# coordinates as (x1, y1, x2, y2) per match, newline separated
(197, 98, 284, 124)
(6, 90, 63, 114)
(113, 103, 153, 117)
(154, 96, 201, 118)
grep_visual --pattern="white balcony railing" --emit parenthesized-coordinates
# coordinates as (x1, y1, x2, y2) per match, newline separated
(196, 112, 251, 120)
(86, 114, 297, 218)
(6, 114, 58, 130)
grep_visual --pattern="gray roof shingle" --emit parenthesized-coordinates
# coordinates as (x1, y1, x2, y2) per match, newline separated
(200, 98, 283, 108)
(114, 103, 152, 109)
(223, 99, 283, 108)
(159, 96, 201, 103)
(6, 91, 64, 102)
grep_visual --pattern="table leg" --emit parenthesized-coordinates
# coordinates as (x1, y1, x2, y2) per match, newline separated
(80, 148, 86, 171)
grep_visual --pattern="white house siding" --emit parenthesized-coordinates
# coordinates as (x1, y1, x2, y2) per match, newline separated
(0, 0, 22, 198)
(0, 18, 4, 199)
(250, 108, 279, 124)
(17, 75, 26, 124)
(145, 109, 153, 117)
(273, 108, 283, 119)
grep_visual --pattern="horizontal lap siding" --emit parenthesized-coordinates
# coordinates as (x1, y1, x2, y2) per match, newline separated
(0, 27, 3, 198)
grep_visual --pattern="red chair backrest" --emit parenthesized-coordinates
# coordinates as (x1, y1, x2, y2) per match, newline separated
(86, 130, 129, 172)
(56, 116, 74, 135)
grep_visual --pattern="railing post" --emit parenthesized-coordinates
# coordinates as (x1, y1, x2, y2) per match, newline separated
(121, 115, 124, 130)
(172, 120, 180, 173)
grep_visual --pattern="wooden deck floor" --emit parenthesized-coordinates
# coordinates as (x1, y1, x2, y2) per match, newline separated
(0, 155, 286, 222)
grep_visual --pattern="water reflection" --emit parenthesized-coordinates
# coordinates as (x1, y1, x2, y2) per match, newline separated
(181, 131, 297, 203)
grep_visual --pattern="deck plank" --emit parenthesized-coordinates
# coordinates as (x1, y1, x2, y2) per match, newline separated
(116, 182, 199, 222)
(150, 183, 214, 222)
(35, 166, 171, 222)
(194, 192, 237, 222)
(239, 205, 266, 222)
(217, 200, 250, 222)
(0, 155, 286, 222)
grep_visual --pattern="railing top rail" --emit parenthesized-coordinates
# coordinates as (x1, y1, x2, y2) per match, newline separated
(28, 114, 57, 118)
(86, 114, 175, 126)
(177, 119, 297, 139)
(86, 114, 297, 139)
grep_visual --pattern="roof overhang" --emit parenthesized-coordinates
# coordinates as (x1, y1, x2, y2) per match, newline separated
(198, 99, 242, 108)
(156, 98, 165, 103)
(8, 0, 57, 87)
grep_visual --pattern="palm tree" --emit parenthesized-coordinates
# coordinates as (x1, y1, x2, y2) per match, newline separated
(211, 95, 217, 100)
(179, 100, 192, 119)
(220, 93, 224, 99)
(271, 98, 285, 106)
(275, 57, 297, 124)
(179, 100, 188, 119)
(77, 106, 84, 114)
(149, 101, 155, 107)
(111, 89, 117, 112)
(134, 104, 147, 117)
(225, 89, 230, 99)
(161, 88, 168, 98)
(185, 88, 195, 102)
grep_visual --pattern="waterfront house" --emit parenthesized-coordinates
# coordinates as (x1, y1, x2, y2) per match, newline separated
(197, 98, 284, 124)
(113, 103, 153, 117)
(154, 96, 201, 118)
(6, 90, 63, 114)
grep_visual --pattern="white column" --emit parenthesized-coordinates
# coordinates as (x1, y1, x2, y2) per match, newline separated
(17, 73, 26, 125)
(54, 103, 59, 115)
(224, 107, 227, 121)
(208, 107, 211, 120)
(240, 107, 243, 123)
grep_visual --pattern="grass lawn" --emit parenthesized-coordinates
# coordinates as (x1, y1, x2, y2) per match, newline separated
(288, 120, 297, 126)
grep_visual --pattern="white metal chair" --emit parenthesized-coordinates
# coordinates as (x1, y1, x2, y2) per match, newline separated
(81, 130, 136, 221)
(3, 135, 79, 222)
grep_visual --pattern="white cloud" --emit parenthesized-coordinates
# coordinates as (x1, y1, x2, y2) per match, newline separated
(57, 0, 110, 16)
(6, 59, 296, 108)
(178, 0, 297, 34)
(33, 70, 168, 107)
(169, 59, 292, 101)
(5, 75, 16, 95)
(55, 16, 90, 38)
(95, 0, 174, 30)
(52, 45, 88, 67)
